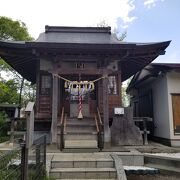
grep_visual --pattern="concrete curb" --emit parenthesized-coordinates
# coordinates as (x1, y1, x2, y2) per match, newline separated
(144, 154, 180, 173)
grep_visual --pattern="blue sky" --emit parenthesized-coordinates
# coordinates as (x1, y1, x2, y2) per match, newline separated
(121, 0, 180, 63)
(0, 0, 179, 63)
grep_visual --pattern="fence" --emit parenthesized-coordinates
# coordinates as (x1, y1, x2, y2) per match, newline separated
(0, 135, 46, 180)
(0, 148, 21, 180)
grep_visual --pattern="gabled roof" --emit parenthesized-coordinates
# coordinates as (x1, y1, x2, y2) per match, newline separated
(0, 26, 171, 83)
(127, 63, 180, 91)
(37, 26, 120, 44)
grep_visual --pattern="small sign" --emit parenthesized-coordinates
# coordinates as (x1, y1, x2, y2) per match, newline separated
(114, 107, 124, 115)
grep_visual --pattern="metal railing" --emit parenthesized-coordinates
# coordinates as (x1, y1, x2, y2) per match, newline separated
(0, 148, 21, 180)
(28, 135, 46, 180)
(0, 135, 46, 180)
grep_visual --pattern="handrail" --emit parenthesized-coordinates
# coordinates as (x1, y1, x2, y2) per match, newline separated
(95, 107, 104, 151)
(64, 114, 67, 133)
(60, 107, 65, 125)
(94, 114, 99, 133)
(60, 107, 65, 151)
(97, 107, 102, 125)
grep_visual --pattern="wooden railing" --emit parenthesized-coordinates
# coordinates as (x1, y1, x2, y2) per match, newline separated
(95, 107, 104, 151)
(9, 102, 35, 146)
(60, 107, 65, 151)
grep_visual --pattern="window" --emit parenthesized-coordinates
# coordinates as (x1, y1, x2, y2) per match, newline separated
(40, 75, 51, 95)
(108, 76, 117, 95)
(172, 94, 180, 134)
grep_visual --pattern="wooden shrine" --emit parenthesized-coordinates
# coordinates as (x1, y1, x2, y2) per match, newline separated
(0, 26, 170, 148)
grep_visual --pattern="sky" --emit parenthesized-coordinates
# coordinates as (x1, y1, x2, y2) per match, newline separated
(0, 0, 180, 63)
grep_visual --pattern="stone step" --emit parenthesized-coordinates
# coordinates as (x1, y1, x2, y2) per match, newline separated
(66, 127, 96, 133)
(68, 117, 94, 121)
(51, 157, 114, 168)
(57, 131, 98, 135)
(66, 120, 96, 125)
(64, 133, 97, 140)
(50, 167, 117, 179)
(56, 178, 117, 180)
(62, 148, 100, 153)
(58, 121, 96, 127)
(65, 140, 98, 148)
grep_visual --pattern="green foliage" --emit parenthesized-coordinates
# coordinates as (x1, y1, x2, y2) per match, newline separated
(0, 111, 9, 140)
(122, 78, 132, 107)
(0, 16, 35, 106)
(0, 16, 33, 41)
(0, 149, 21, 179)
(0, 111, 7, 124)
(0, 79, 19, 104)
(23, 81, 36, 103)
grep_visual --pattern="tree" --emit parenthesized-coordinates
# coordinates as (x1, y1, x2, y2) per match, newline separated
(0, 79, 19, 104)
(0, 16, 34, 106)
(97, 20, 127, 41)
(0, 16, 32, 41)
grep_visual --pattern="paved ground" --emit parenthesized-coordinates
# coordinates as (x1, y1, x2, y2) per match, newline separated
(127, 174, 180, 180)
(123, 141, 180, 153)
(45, 141, 180, 153)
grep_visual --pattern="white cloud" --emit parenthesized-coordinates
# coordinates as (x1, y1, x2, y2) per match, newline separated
(0, 0, 136, 38)
(144, 0, 164, 9)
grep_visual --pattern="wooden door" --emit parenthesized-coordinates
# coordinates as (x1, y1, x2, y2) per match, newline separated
(172, 94, 180, 133)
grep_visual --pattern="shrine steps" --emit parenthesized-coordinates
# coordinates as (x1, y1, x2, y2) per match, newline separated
(65, 140, 98, 149)
(57, 117, 100, 150)
(49, 153, 117, 179)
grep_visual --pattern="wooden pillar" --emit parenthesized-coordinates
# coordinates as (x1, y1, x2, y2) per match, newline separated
(51, 75, 58, 143)
(36, 59, 40, 113)
(118, 71, 122, 106)
(102, 72, 111, 147)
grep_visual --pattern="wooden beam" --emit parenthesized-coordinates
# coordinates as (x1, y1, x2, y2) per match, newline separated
(25, 102, 35, 148)
(102, 70, 111, 146)
(36, 59, 40, 113)
(54, 67, 114, 75)
(118, 70, 122, 106)
(51, 75, 58, 143)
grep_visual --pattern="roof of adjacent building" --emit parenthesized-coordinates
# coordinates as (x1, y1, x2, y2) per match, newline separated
(0, 26, 171, 83)
(127, 63, 180, 91)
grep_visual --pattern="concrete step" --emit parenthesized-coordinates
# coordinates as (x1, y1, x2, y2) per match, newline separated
(68, 117, 94, 121)
(51, 156, 114, 168)
(66, 120, 96, 126)
(58, 121, 96, 127)
(62, 148, 100, 153)
(50, 167, 117, 179)
(65, 140, 98, 148)
(144, 154, 180, 173)
(56, 179, 116, 180)
(64, 133, 97, 140)
(66, 125, 96, 132)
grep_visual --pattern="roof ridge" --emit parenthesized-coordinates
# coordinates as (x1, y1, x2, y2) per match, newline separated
(45, 25, 111, 34)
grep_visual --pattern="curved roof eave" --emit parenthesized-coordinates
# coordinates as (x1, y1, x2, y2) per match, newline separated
(0, 40, 171, 83)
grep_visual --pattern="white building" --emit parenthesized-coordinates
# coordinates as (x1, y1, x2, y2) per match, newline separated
(128, 63, 180, 147)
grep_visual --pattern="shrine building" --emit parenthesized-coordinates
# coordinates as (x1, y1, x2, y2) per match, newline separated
(0, 26, 170, 149)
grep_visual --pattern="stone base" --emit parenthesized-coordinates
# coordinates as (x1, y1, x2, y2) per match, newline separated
(111, 107, 143, 146)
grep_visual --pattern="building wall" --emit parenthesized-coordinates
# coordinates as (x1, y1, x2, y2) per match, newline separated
(167, 71, 180, 146)
(38, 58, 122, 118)
(151, 75, 171, 139)
(138, 75, 171, 139)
